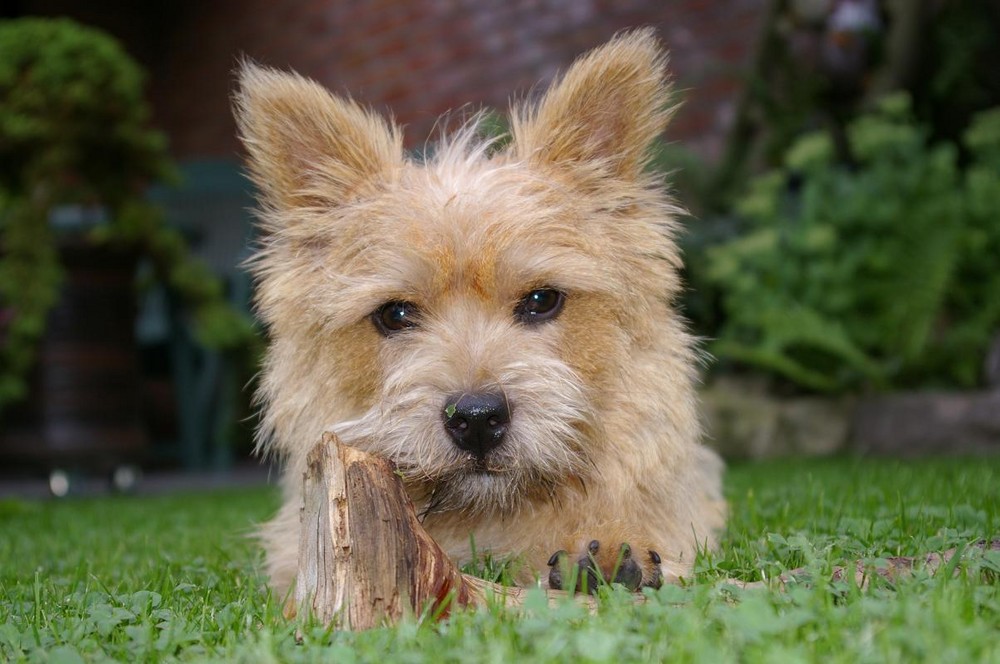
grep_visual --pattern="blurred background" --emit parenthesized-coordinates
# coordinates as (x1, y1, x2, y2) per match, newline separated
(1, 0, 998, 496)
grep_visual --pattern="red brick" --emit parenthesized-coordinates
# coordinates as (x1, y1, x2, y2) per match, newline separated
(24, 0, 767, 161)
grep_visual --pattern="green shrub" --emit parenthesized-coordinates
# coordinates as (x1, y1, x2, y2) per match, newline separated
(706, 95, 1000, 393)
(0, 17, 173, 200)
(0, 18, 258, 413)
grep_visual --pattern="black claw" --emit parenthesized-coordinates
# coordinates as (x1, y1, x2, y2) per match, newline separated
(643, 550, 664, 590)
(577, 561, 602, 594)
(548, 550, 569, 590)
(610, 543, 641, 590)
(587, 539, 600, 555)
(612, 557, 643, 591)
(549, 568, 563, 590)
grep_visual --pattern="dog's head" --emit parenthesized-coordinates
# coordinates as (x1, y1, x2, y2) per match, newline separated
(236, 29, 686, 514)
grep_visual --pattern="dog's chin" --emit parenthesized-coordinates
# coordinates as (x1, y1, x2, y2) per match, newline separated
(407, 454, 560, 517)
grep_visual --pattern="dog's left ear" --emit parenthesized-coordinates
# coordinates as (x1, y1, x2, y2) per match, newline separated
(511, 28, 672, 182)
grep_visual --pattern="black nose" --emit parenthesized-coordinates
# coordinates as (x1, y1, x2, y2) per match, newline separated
(443, 392, 510, 458)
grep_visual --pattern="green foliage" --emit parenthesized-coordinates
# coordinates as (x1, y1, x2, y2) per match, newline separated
(0, 17, 173, 203)
(707, 95, 1000, 392)
(100, 200, 259, 351)
(0, 194, 60, 405)
(0, 18, 259, 413)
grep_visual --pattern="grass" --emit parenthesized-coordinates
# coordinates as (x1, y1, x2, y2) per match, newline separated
(1, 456, 998, 662)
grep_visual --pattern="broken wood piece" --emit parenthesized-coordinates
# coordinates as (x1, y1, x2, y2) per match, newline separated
(296, 432, 544, 629)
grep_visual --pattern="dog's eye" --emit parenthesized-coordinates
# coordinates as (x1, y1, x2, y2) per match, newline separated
(514, 288, 565, 324)
(372, 301, 420, 336)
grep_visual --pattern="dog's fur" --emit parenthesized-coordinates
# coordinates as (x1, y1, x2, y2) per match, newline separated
(235, 29, 726, 597)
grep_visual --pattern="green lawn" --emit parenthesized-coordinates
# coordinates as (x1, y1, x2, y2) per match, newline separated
(1, 456, 998, 662)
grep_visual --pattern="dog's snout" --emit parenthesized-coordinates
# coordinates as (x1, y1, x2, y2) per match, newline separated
(443, 392, 510, 458)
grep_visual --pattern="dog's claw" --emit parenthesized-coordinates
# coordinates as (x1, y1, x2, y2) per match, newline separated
(612, 544, 643, 590)
(548, 550, 569, 590)
(643, 549, 663, 589)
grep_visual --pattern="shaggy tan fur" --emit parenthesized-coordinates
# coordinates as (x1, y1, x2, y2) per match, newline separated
(235, 28, 726, 597)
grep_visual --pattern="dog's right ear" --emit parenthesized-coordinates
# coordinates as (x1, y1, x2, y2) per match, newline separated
(234, 62, 403, 212)
(510, 29, 672, 184)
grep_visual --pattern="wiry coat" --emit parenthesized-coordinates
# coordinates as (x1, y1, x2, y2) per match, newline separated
(235, 29, 726, 597)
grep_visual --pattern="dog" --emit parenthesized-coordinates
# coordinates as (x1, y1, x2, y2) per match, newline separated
(234, 28, 726, 597)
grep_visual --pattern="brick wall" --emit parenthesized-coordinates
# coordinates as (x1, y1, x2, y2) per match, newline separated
(21, 0, 766, 162)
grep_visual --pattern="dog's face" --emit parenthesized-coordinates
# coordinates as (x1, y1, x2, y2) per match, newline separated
(302, 155, 634, 514)
(237, 30, 684, 515)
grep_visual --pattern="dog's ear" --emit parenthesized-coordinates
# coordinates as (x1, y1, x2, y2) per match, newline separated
(234, 62, 403, 211)
(511, 29, 673, 182)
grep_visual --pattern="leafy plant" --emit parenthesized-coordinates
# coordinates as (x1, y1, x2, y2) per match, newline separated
(0, 18, 258, 413)
(706, 94, 1000, 393)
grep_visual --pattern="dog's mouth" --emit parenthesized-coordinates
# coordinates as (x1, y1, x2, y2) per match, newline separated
(467, 454, 506, 475)
(418, 473, 533, 519)
(403, 450, 541, 518)
(395, 452, 510, 486)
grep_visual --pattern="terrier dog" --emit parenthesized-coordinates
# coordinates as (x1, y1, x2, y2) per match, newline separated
(235, 28, 726, 597)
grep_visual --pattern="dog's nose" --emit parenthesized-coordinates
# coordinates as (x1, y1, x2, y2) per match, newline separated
(443, 392, 510, 458)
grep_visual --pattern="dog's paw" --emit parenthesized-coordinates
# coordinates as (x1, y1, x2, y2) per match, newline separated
(547, 540, 662, 593)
